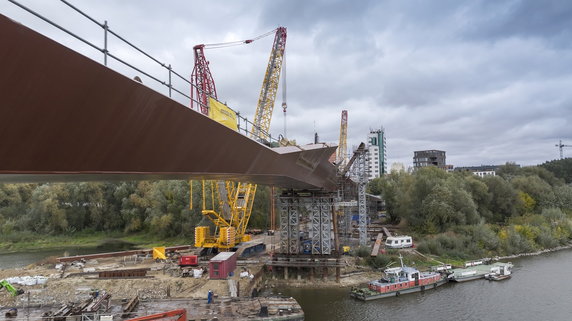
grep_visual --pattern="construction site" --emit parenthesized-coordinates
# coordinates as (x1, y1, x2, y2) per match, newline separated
(0, 1, 398, 321)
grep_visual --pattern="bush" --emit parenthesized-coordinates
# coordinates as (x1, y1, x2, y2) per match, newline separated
(417, 239, 443, 256)
(366, 255, 391, 269)
(500, 227, 536, 255)
(417, 233, 472, 259)
(535, 225, 559, 248)
(541, 208, 566, 223)
(355, 246, 371, 258)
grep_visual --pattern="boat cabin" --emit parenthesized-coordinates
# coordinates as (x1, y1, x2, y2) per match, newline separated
(385, 236, 413, 249)
(382, 266, 419, 283)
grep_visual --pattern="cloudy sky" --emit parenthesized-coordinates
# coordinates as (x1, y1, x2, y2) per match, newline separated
(2, 0, 571, 168)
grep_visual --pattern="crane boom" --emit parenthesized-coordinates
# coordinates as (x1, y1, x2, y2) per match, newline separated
(251, 27, 287, 142)
(191, 44, 217, 116)
(337, 110, 348, 168)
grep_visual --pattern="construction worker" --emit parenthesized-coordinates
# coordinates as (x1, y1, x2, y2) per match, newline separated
(207, 289, 213, 304)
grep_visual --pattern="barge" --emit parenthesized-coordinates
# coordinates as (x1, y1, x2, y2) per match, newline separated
(448, 262, 513, 282)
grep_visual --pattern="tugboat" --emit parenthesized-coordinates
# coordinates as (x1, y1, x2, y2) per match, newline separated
(350, 255, 448, 301)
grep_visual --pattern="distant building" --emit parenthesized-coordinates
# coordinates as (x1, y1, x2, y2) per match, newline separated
(454, 164, 517, 178)
(413, 150, 446, 170)
(366, 128, 387, 180)
(390, 162, 405, 173)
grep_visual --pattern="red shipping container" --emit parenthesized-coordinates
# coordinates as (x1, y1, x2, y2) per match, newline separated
(209, 252, 237, 280)
(179, 255, 198, 267)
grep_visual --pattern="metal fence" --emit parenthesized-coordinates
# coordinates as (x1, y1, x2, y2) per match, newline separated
(7, 0, 277, 144)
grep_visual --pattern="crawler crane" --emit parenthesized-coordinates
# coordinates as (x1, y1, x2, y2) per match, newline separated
(191, 27, 287, 251)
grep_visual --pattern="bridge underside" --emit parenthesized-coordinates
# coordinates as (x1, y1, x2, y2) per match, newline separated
(0, 14, 337, 191)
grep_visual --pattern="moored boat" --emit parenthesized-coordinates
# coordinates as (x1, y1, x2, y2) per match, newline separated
(484, 262, 513, 281)
(448, 261, 513, 282)
(485, 273, 511, 281)
(350, 255, 448, 301)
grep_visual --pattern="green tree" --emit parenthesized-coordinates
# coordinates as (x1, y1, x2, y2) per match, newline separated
(511, 175, 557, 211)
(27, 184, 69, 233)
(483, 176, 521, 222)
(554, 185, 572, 210)
(420, 184, 455, 233)
(462, 176, 492, 221)
(541, 158, 572, 184)
(366, 177, 383, 195)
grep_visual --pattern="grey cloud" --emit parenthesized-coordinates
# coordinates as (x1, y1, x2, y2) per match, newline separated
(462, 0, 572, 46)
(2, 0, 571, 167)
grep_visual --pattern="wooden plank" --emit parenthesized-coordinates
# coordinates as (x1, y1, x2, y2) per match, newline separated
(382, 227, 392, 238)
(371, 233, 384, 257)
(228, 279, 238, 298)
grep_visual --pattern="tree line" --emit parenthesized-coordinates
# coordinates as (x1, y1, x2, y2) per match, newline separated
(0, 181, 271, 239)
(368, 160, 572, 257)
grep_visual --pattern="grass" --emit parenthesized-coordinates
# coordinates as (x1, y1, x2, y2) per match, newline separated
(0, 231, 192, 252)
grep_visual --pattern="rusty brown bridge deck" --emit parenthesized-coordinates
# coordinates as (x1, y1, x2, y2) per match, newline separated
(0, 14, 337, 191)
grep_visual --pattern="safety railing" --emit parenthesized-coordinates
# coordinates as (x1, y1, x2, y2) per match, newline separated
(7, 0, 278, 145)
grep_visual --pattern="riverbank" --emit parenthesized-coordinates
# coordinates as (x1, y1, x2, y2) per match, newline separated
(0, 232, 191, 253)
(493, 242, 572, 260)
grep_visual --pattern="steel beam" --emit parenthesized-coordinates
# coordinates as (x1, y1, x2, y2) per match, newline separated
(0, 14, 337, 191)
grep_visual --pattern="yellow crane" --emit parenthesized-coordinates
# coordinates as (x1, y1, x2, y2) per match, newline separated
(192, 27, 287, 251)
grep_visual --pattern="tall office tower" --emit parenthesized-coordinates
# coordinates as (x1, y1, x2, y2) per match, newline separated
(366, 128, 387, 180)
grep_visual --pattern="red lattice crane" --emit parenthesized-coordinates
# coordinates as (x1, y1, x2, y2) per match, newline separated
(191, 44, 217, 116)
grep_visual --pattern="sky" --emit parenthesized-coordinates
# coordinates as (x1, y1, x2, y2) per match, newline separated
(2, 0, 571, 168)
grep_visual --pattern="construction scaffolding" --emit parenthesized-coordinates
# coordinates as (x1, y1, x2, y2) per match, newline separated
(278, 191, 334, 255)
(356, 149, 368, 246)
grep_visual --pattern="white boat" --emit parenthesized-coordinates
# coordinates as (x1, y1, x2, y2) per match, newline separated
(484, 262, 512, 281)
(449, 262, 513, 282)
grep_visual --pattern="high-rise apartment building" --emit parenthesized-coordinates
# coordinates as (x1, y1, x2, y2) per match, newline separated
(366, 129, 387, 180)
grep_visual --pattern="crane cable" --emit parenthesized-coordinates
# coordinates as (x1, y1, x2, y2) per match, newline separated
(201, 28, 278, 49)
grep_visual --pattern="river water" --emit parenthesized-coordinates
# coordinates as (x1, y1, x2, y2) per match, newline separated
(2, 247, 571, 320)
(276, 249, 572, 321)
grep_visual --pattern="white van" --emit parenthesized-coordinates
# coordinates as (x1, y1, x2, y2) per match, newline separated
(384, 235, 413, 249)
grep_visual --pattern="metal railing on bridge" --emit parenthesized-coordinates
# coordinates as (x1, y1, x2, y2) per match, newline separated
(6, 0, 278, 144)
